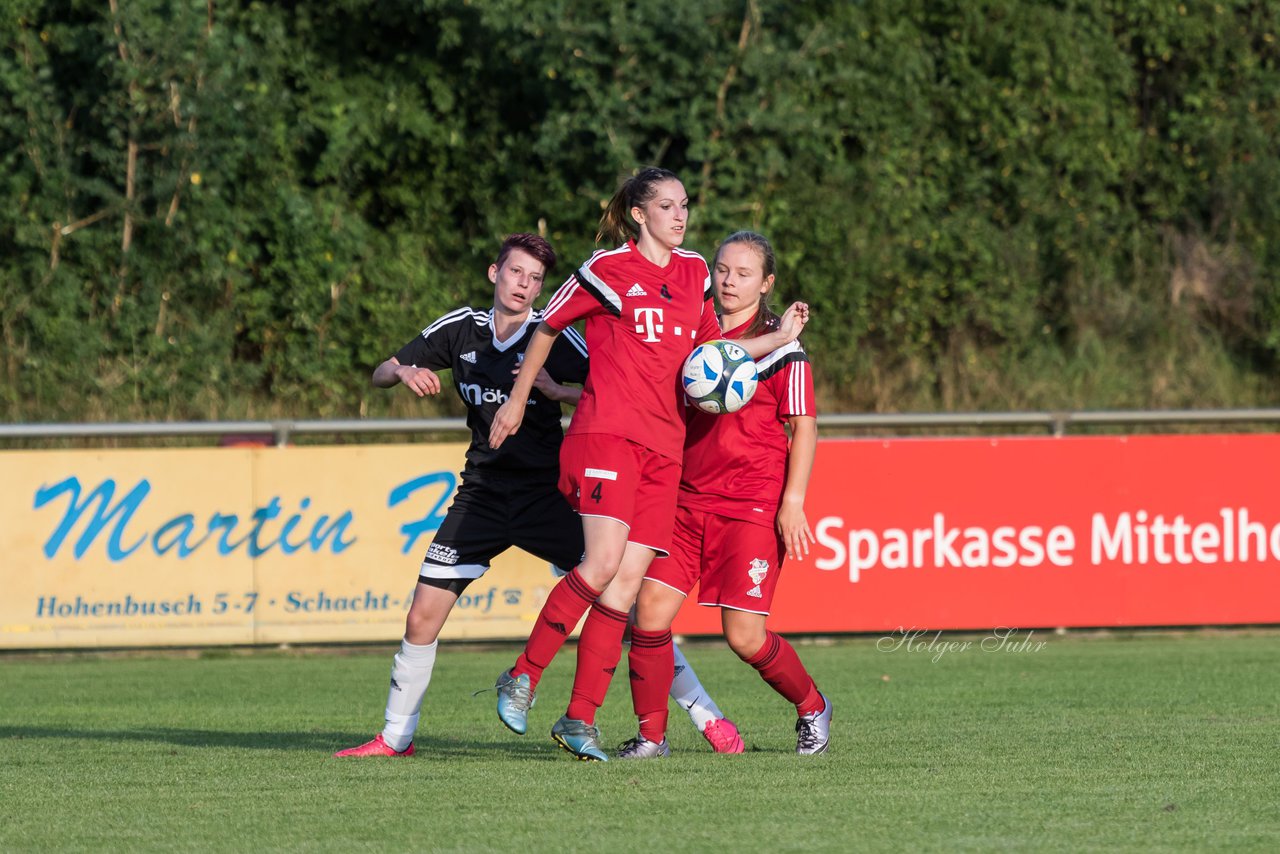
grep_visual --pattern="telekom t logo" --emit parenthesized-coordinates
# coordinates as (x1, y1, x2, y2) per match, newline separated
(634, 307, 664, 342)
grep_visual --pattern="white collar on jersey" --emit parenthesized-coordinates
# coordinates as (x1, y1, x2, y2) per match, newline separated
(489, 308, 537, 352)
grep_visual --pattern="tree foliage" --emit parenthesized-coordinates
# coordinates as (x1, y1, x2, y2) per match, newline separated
(3, 0, 1279, 421)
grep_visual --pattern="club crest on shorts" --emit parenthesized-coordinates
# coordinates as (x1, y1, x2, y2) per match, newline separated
(746, 558, 769, 598)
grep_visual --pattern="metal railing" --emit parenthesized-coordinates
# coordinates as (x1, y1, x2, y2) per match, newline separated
(0, 418, 469, 447)
(4, 408, 1280, 446)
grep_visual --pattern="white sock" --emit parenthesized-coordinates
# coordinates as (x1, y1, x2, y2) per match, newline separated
(380, 638, 437, 751)
(670, 642, 724, 731)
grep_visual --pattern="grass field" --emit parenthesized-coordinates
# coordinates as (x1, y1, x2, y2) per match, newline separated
(1, 630, 1277, 852)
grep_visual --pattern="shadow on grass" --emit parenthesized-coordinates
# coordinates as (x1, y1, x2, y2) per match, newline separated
(0, 725, 563, 759)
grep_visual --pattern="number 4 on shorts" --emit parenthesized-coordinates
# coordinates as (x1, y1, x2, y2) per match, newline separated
(590, 482, 603, 503)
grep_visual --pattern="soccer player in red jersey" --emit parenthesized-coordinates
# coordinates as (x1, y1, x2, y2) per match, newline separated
(488, 169, 810, 760)
(620, 230, 831, 759)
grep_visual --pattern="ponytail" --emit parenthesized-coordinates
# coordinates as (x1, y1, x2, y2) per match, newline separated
(596, 166, 680, 246)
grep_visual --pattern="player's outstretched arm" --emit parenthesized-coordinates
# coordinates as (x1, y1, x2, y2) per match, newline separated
(372, 357, 442, 397)
(490, 323, 560, 447)
(777, 414, 818, 561)
(738, 301, 810, 360)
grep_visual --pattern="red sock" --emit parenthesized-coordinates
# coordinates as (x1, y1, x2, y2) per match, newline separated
(565, 601, 630, 724)
(743, 631, 823, 716)
(628, 627, 673, 742)
(511, 568, 600, 691)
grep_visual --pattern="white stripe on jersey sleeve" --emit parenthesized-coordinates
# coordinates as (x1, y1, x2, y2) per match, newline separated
(674, 247, 712, 299)
(790, 361, 807, 415)
(576, 264, 623, 315)
(560, 325, 588, 358)
(543, 277, 581, 319)
(788, 361, 798, 414)
(419, 306, 479, 339)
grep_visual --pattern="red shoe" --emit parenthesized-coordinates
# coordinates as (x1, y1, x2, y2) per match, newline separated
(701, 718, 744, 754)
(333, 733, 414, 758)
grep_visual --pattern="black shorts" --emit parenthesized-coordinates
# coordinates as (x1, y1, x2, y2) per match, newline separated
(418, 471, 584, 588)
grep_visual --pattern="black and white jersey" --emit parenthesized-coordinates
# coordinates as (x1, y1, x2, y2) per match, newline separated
(394, 308, 589, 474)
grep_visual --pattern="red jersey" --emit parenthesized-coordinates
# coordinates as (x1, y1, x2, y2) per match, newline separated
(542, 240, 721, 462)
(678, 315, 816, 526)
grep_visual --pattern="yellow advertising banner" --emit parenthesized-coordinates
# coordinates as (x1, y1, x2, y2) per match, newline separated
(1, 445, 561, 649)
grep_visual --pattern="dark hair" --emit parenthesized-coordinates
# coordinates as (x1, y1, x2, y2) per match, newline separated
(496, 233, 556, 275)
(596, 166, 681, 246)
(715, 231, 780, 338)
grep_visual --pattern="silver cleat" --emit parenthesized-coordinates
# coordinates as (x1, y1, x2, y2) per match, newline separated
(616, 734, 671, 760)
(795, 693, 832, 755)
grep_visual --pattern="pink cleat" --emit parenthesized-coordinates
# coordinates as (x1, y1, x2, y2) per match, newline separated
(701, 717, 745, 754)
(333, 733, 415, 758)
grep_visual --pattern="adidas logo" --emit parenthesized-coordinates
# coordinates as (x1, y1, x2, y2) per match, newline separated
(461, 351, 477, 363)
(604, 666, 617, 675)
(626, 283, 646, 297)
(546, 620, 568, 636)
(390, 678, 402, 692)
(673, 665, 686, 677)
(629, 668, 643, 681)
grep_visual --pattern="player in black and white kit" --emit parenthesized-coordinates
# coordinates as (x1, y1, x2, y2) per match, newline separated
(335, 233, 588, 757)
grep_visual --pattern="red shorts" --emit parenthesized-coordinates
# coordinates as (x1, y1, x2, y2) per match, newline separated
(559, 433, 681, 555)
(646, 504, 786, 614)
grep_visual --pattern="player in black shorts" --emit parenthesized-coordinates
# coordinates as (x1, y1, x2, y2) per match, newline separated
(335, 233, 588, 757)
(335, 233, 732, 758)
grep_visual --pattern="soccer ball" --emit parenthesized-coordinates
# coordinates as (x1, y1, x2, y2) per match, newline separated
(681, 339, 758, 414)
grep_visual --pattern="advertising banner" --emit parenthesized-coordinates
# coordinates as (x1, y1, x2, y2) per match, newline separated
(5, 434, 1279, 648)
(1, 445, 560, 648)
(670, 434, 1280, 635)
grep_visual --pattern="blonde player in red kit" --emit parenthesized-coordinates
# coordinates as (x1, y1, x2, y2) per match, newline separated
(489, 170, 810, 760)
(619, 230, 830, 759)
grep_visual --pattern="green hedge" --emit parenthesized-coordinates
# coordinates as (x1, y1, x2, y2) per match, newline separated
(4, 0, 1279, 420)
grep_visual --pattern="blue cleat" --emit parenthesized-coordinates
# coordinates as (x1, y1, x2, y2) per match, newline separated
(495, 670, 535, 735)
(551, 716, 609, 762)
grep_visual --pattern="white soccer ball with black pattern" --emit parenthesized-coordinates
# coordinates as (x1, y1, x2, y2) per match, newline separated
(681, 339, 758, 414)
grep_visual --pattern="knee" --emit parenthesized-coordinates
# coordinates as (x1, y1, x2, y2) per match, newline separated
(634, 587, 676, 634)
(725, 624, 766, 660)
(575, 564, 612, 591)
(577, 552, 623, 589)
(403, 605, 441, 645)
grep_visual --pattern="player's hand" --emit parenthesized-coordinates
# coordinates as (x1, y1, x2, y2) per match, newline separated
(489, 398, 524, 448)
(778, 301, 810, 343)
(396, 365, 441, 397)
(777, 496, 815, 562)
(524, 366, 561, 401)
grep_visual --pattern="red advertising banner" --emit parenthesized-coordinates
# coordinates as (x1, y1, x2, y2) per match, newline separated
(671, 434, 1280, 635)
